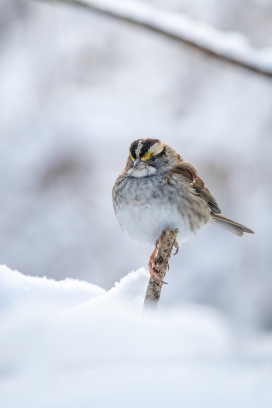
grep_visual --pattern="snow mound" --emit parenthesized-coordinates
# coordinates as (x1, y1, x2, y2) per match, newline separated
(0, 265, 271, 408)
(0, 264, 105, 311)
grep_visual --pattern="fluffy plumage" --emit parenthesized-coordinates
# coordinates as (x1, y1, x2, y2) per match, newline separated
(112, 139, 254, 246)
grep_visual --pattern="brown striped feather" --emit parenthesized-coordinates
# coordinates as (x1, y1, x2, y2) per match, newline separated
(172, 162, 221, 214)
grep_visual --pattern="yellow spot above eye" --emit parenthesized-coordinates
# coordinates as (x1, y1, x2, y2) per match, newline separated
(129, 153, 135, 161)
(141, 151, 153, 161)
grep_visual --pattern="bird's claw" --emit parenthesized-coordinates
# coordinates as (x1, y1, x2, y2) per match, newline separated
(173, 241, 179, 255)
(149, 261, 168, 284)
(148, 247, 168, 284)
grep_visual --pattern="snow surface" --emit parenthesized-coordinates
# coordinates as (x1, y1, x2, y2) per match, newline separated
(0, 265, 272, 408)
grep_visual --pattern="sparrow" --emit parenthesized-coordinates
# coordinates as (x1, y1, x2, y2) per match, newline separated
(112, 138, 254, 280)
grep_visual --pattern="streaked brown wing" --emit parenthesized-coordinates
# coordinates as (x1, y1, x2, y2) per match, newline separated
(172, 162, 221, 214)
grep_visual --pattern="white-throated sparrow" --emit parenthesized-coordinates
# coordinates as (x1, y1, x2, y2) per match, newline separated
(112, 139, 254, 280)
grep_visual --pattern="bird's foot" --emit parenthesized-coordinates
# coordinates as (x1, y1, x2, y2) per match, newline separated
(148, 247, 167, 284)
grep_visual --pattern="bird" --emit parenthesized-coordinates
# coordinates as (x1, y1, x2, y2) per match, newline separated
(112, 138, 254, 281)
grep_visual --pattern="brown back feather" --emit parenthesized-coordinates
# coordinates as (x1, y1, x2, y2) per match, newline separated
(172, 162, 221, 214)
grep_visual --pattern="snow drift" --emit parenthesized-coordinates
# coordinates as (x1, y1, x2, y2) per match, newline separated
(0, 265, 271, 408)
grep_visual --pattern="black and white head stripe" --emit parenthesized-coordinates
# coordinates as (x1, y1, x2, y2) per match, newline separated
(129, 139, 163, 159)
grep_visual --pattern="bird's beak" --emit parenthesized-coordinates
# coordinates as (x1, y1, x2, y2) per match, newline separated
(134, 158, 142, 168)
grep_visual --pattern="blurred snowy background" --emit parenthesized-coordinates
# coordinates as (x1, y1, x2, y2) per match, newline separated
(0, 0, 272, 333)
(1, 1, 272, 406)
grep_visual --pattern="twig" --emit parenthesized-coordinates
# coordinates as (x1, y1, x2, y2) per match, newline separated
(143, 228, 178, 311)
(34, 0, 272, 78)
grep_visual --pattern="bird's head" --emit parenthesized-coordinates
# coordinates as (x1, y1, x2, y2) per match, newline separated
(127, 138, 166, 177)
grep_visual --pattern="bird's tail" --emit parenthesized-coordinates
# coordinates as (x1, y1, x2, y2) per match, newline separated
(210, 213, 254, 236)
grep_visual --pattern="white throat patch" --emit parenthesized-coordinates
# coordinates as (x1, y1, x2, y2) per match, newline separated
(127, 165, 156, 178)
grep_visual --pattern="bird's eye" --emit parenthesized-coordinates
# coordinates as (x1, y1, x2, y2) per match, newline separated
(150, 155, 156, 161)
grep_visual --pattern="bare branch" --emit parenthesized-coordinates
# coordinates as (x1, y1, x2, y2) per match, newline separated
(143, 228, 178, 311)
(34, 0, 272, 78)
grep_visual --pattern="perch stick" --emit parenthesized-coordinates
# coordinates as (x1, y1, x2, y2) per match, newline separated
(143, 228, 178, 311)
